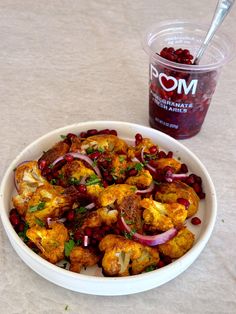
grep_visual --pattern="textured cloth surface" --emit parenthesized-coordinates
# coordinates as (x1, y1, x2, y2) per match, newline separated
(0, 1, 236, 313)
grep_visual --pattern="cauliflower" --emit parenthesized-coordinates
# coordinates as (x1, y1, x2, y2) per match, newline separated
(69, 246, 99, 273)
(12, 161, 47, 216)
(141, 198, 187, 231)
(79, 134, 128, 154)
(98, 184, 136, 207)
(82, 207, 118, 229)
(109, 154, 127, 181)
(99, 234, 159, 276)
(158, 227, 195, 258)
(25, 184, 73, 227)
(60, 160, 95, 182)
(155, 181, 199, 217)
(154, 158, 182, 172)
(26, 222, 69, 264)
(125, 169, 153, 189)
(38, 141, 69, 165)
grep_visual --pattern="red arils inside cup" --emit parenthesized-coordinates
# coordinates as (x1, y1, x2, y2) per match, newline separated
(160, 47, 194, 65)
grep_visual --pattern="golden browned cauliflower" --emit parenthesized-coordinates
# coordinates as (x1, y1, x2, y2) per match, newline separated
(141, 198, 187, 231)
(60, 160, 95, 181)
(38, 141, 69, 165)
(99, 234, 159, 276)
(69, 246, 99, 273)
(125, 169, 153, 188)
(154, 158, 182, 172)
(109, 154, 128, 181)
(26, 222, 69, 264)
(155, 181, 199, 217)
(13, 161, 47, 216)
(82, 207, 118, 229)
(158, 227, 195, 258)
(98, 184, 136, 207)
(25, 184, 73, 227)
(127, 138, 157, 159)
(79, 134, 128, 154)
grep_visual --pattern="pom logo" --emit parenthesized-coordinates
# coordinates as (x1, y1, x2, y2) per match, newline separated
(150, 64, 198, 95)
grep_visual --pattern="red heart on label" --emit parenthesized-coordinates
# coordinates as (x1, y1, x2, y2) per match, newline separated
(159, 73, 178, 92)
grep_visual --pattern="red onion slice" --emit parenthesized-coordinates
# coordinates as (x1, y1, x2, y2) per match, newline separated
(135, 181, 155, 194)
(13, 160, 32, 192)
(52, 153, 102, 178)
(140, 147, 157, 173)
(120, 217, 177, 246)
(47, 217, 66, 227)
(85, 202, 95, 210)
(83, 235, 90, 247)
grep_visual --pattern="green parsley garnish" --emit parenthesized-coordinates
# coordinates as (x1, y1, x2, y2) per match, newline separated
(58, 173, 65, 179)
(86, 147, 94, 154)
(29, 202, 46, 213)
(124, 228, 136, 239)
(50, 178, 57, 185)
(130, 186, 137, 192)
(18, 222, 29, 243)
(145, 265, 156, 272)
(98, 147, 105, 153)
(125, 219, 134, 225)
(60, 134, 67, 140)
(134, 163, 144, 171)
(86, 174, 101, 186)
(75, 207, 87, 214)
(118, 155, 126, 162)
(64, 239, 75, 257)
(48, 163, 54, 169)
(35, 218, 45, 227)
(68, 177, 80, 185)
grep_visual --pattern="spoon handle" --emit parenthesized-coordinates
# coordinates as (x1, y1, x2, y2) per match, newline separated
(194, 0, 235, 64)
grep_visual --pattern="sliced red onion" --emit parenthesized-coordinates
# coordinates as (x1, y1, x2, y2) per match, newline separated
(165, 173, 189, 183)
(52, 153, 102, 178)
(120, 217, 177, 246)
(140, 147, 157, 173)
(83, 235, 90, 247)
(85, 202, 95, 210)
(135, 181, 155, 194)
(47, 217, 66, 227)
(131, 157, 141, 163)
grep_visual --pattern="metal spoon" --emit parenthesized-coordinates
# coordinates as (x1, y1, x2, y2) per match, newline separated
(194, 0, 235, 65)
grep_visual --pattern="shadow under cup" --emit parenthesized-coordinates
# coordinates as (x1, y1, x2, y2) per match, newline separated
(143, 20, 234, 139)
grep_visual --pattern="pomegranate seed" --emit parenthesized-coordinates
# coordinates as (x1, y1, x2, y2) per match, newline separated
(177, 198, 190, 209)
(89, 151, 100, 159)
(162, 255, 172, 265)
(148, 160, 159, 168)
(65, 155, 74, 162)
(180, 163, 188, 173)
(17, 222, 25, 233)
(80, 131, 87, 138)
(158, 151, 167, 159)
(149, 146, 158, 154)
(77, 184, 87, 193)
(192, 183, 201, 194)
(67, 210, 75, 221)
(110, 129, 118, 136)
(157, 260, 165, 268)
(160, 47, 193, 65)
(191, 217, 201, 225)
(185, 174, 195, 185)
(84, 227, 93, 237)
(74, 230, 83, 242)
(135, 133, 143, 145)
(166, 151, 173, 158)
(105, 174, 114, 182)
(67, 133, 77, 140)
(99, 129, 110, 135)
(128, 169, 138, 176)
(198, 192, 206, 199)
(102, 180, 109, 188)
(10, 213, 20, 226)
(39, 160, 47, 170)
(87, 129, 98, 136)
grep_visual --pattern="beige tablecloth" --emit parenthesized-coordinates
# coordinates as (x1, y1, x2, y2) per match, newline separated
(0, 1, 236, 313)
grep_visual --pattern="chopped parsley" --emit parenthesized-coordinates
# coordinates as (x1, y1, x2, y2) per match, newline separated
(48, 163, 54, 169)
(130, 186, 137, 192)
(124, 228, 136, 239)
(35, 218, 45, 227)
(134, 163, 144, 171)
(29, 202, 46, 213)
(18, 222, 29, 243)
(68, 177, 80, 185)
(98, 147, 105, 153)
(145, 265, 156, 272)
(50, 178, 57, 185)
(58, 173, 65, 179)
(60, 134, 67, 140)
(75, 206, 87, 214)
(118, 155, 126, 162)
(125, 219, 134, 225)
(85, 174, 101, 186)
(64, 239, 75, 257)
(86, 147, 94, 154)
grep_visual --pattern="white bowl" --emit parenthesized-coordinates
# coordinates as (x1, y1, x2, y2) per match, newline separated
(0, 121, 217, 295)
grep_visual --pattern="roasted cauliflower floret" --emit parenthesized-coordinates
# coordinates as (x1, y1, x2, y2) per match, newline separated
(155, 181, 199, 217)
(109, 154, 128, 181)
(26, 222, 69, 264)
(158, 227, 195, 258)
(155, 158, 182, 172)
(141, 198, 187, 231)
(25, 184, 73, 227)
(98, 184, 136, 207)
(82, 207, 118, 229)
(99, 235, 159, 276)
(69, 246, 99, 273)
(60, 160, 95, 182)
(12, 161, 47, 216)
(80, 134, 128, 154)
(127, 138, 157, 159)
(125, 169, 153, 189)
(38, 141, 69, 165)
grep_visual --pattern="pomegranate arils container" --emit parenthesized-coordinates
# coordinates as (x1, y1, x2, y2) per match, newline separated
(143, 20, 234, 139)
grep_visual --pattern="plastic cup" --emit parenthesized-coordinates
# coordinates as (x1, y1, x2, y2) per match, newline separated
(143, 20, 235, 139)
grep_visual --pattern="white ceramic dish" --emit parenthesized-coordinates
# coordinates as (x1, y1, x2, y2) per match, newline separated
(0, 121, 217, 295)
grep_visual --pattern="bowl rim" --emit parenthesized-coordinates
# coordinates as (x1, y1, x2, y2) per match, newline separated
(0, 121, 217, 290)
